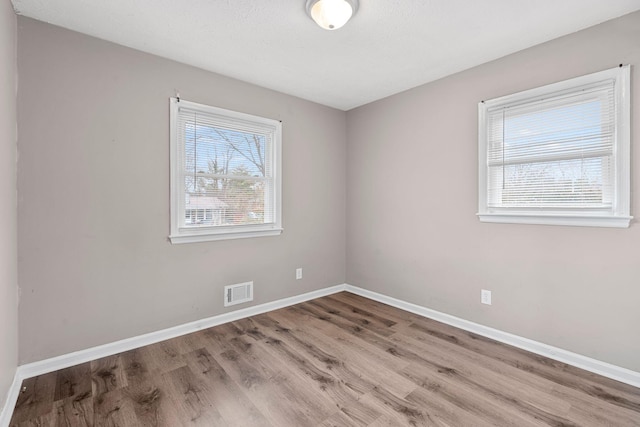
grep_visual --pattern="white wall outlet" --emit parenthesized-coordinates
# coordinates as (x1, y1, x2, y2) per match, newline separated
(296, 268, 303, 280)
(481, 289, 492, 305)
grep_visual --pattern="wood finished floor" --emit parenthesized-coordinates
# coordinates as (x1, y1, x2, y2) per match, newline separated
(9, 292, 640, 426)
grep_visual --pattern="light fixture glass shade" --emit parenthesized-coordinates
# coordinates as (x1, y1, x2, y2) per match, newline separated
(307, 0, 357, 30)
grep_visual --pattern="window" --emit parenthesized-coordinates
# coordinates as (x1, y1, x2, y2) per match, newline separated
(169, 98, 282, 243)
(478, 65, 631, 228)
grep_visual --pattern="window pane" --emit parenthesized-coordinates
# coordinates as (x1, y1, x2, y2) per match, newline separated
(170, 98, 282, 243)
(184, 121, 266, 178)
(478, 66, 630, 227)
(183, 177, 268, 228)
(485, 80, 616, 210)
(489, 99, 613, 166)
(488, 156, 612, 208)
(184, 193, 227, 226)
(181, 114, 271, 228)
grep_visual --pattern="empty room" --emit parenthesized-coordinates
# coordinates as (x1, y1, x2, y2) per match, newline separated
(1, 0, 640, 425)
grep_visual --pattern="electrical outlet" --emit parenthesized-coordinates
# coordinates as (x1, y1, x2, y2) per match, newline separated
(296, 268, 303, 280)
(481, 289, 492, 305)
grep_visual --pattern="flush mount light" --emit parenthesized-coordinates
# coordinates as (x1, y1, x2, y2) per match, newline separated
(305, 0, 359, 30)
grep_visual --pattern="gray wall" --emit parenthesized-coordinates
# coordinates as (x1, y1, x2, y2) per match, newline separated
(17, 17, 346, 364)
(0, 0, 17, 410)
(347, 11, 640, 372)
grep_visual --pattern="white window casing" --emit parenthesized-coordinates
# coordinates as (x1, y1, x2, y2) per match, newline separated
(478, 65, 631, 228)
(169, 98, 282, 243)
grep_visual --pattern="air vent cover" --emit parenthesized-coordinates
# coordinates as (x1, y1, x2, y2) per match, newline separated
(224, 281, 253, 307)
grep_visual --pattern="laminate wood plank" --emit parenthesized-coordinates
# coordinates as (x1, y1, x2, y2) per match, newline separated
(319, 410, 373, 427)
(50, 393, 94, 427)
(394, 320, 637, 425)
(402, 384, 498, 427)
(182, 347, 273, 426)
(329, 292, 422, 326)
(391, 327, 574, 417)
(365, 384, 431, 426)
(125, 377, 186, 427)
(251, 312, 384, 397)
(238, 317, 382, 417)
(395, 321, 639, 426)
(53, 363, 92, 402)
(91, 354, 128, 397)
(299, 298, 640, 426)
(14, 408, 59, 427)
(398, 323, 579, 413)
(258, 311, 417, 398)
(209, 323, 336, 426)
(228, 319, 352, 413)
(214, 351, 332, 426)
(53, 365, 91, 404)
(366, 414, 402, 427)
(119, 348, 152, 388)
(15, 417, 54, 426)
(551, 383, 640, 427)
(263, 309, 502, 426)
(286, 304, 412, 372)
(370, 368, 500, 426)
(93, 388, 139, 427)
(15, 414, 58, 427)
(134, 339, 187, 376)
(14, 391, 94, 427)
(158, 365, 226, 426)
(401, 321, 640, 425)
(565, 404, 632, 427)
(199, 321, 257, 356)
(402, 362, 560, 427)
(169, 330, 223, 361)
(10, 373, 57, 424)
(318, 396, 385, 427)
(407, 314, 640, 405)
(319, 388, 426, 427)
(306, 299, 397, 337)
(322, 389, 424, 426)
(322, 293, 400, 328)
(291, 301, 420, 373)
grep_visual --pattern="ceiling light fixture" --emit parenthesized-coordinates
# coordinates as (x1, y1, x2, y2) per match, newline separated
(305, 0, 359, 31)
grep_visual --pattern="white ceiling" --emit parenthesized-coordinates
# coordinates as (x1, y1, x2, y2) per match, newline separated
(11, 0, 640, 110)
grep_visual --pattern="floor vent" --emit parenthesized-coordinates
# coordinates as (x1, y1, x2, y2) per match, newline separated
(224, 281, 253, 307)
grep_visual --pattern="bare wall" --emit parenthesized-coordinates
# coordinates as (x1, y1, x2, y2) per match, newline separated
(346, 11, 640, 371)
(0, 0, 18, 410)
(17, 17, 346, 364)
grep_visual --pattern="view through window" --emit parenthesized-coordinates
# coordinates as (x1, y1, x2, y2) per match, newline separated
(478, 65, 631, 228)
(170, 99, 282, 243)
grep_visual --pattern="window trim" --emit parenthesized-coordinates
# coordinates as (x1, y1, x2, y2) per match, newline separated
(169, 98, 283, 244)
(477, 65, 632, 228)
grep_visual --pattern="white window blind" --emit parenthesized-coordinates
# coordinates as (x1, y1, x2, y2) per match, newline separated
(169, 98, 282, 243)
(478, 65, 631, 228)
(487, 81, 614, 209)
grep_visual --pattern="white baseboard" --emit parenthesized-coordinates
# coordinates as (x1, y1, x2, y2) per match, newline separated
(0, 284, 347, 427)
(344, 284, 640, 389)
(0, 372, 22, 427)
(3, 282, 639, 426)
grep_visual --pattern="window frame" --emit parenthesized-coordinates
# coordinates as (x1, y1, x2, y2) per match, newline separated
(169, 98, 282, 244)
(477, 65, 632, 228)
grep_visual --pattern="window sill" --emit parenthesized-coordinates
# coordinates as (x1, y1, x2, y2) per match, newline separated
(477, 213, 632, 228)
(169, 227, 283, 244)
